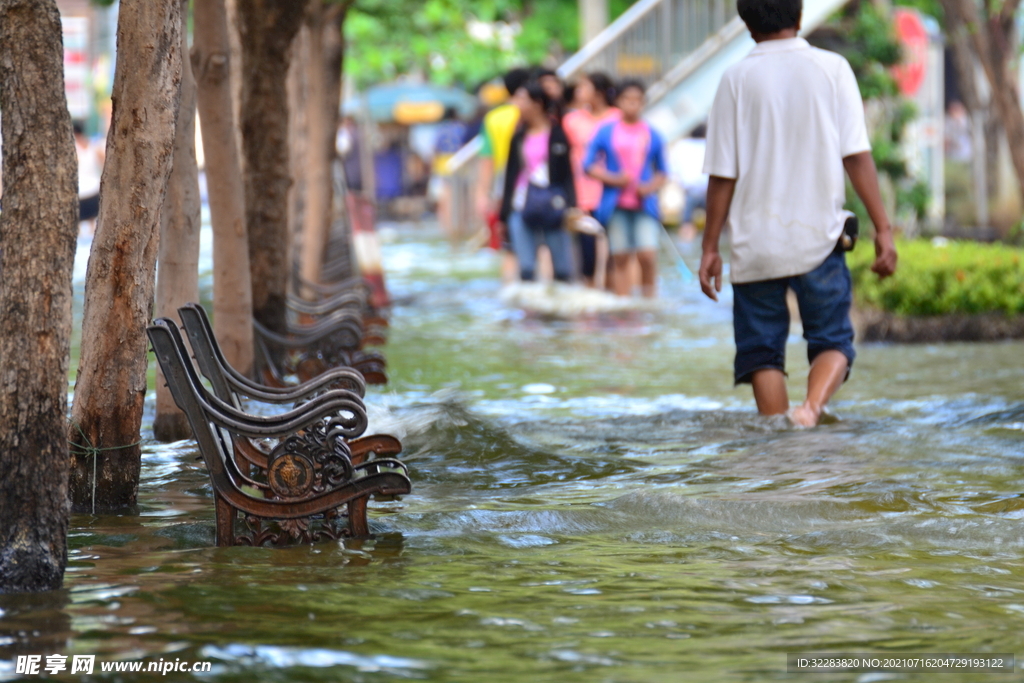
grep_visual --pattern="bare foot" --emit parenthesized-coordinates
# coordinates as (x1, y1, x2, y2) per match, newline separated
(787, 403, 820, 428)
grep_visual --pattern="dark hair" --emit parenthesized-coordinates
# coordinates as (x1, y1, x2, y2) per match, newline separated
(737, 0, 802, 35)
(503, 68, 531, 97)
(617, 79, 646, 98)
(72, 120, 85, 136)
(586, 72, 616, 106)
(690, 123, 707, 139)
(563, 82, 576, 106)
(533, 66, 558, 80)
(520, 80, 554, 115)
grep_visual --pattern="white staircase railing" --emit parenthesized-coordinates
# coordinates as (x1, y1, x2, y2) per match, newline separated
(557, 0, 737, 83)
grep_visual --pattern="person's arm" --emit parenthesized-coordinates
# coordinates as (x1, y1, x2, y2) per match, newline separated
(476, 155, 495, 218)
(587, 165, 629, 188)
(638, 172, 666, 197)
(554, 129, 577, 208)
(583, 128, 628, 187)
(640, 131, 669, 196)
(698, 176, 737, 301)
(476, 126, 498, 218)
(843, 151, 897, 278)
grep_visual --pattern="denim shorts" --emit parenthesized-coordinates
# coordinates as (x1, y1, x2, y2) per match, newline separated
(732, 249, 855, 385)
(607, 209, 661, 255)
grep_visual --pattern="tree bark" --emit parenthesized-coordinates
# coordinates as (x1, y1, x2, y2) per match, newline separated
(237, 0, 310, 332)
(0, 0, 78, 593)
(323, 4, 346, 161)
(154, 0, 202, 442)
(298, 4, 332, 295)
(949, 0, 1024, 201)
(193, 0, 255, 375)
(288, 21, 310, 273)
(69, 0, 183, 512)
(941, 0, 1001, 206)
(225, 0, 246, 175)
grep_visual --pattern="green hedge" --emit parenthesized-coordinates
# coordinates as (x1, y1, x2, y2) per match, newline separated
(848, 238, 1024, 316)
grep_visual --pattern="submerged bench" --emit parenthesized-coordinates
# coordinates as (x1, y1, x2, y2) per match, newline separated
(253, 317, 389, 387)
(148, 318, 411, 545)
(177, 303, 402, 467)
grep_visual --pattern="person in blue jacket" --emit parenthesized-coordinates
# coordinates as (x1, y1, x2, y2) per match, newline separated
(584, 80, 667, 297)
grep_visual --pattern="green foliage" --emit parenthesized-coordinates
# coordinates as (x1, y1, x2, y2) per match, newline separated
(893, 0, 944, 27)
(345, 0, 639, 88)
(849, 239, 1024, 315)
(1007, 220, 1024, 246)
(845, 2, 903, 72)
(517, 0, 581, 62)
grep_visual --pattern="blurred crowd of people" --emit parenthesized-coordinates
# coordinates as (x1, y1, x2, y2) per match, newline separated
(419, 67, 709, 299)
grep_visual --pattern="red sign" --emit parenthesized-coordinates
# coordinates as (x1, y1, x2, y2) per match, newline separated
(891, 9, 928, 97)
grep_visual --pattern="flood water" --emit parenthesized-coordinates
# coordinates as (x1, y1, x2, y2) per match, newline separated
(3, 223, 1024, 681)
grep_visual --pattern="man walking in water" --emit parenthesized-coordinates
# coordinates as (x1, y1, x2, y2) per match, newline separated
(699, 0, 898, 426)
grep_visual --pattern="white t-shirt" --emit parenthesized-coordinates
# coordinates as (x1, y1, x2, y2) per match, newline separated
(669, 138, 707, 192)
(703, 37, 870, 283)
(76, 138, 103, 198)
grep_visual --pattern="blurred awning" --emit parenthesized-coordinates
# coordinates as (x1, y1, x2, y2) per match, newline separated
(344, 82, 477, 124)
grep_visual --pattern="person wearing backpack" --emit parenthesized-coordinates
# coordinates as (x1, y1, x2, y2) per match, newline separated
(498, 81, 577, 282)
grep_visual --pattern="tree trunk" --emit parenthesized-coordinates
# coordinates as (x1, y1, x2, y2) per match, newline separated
(237, 0, 310, 332)
(983, 60, 1024, 205)
(69, 0, 183, 512)
(0, 0, 79, 593)
(225, 0, 246, 176)
(288, 21, 310, 275)
(937, 0, 1003, 208)
(193, 0, 255, 375)
(949, 0, 1024, 201)
(154, 0, 202, 442)
(323, 5, 346, 163)
(298, 4, 332, 295)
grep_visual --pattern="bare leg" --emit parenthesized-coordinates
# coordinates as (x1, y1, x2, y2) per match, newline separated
(594, 234, 609, 290)
(751, 368, 789, 415)
(625, 256, 641, 294)
(678, 223, 697, 242)
(501, 251, 519, 283)
(537, 245, 554, 282)
(438, 183, 452, 238)
(789, 350, 848, 427)
(636, 249, 658, 298)
(612, 253, 632, 297)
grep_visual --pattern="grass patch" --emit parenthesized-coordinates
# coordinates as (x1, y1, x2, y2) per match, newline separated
(849, 238, 1024, 316)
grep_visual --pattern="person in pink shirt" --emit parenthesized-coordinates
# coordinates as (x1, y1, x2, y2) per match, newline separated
(585, 80, 668, 297)
(498, 81, 577, 282)
(563, 73, 620, 287)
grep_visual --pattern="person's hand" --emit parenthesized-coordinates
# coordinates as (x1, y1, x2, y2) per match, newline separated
(699, 249, 724, 301)
(871, 227, 898, 279)
(476, 193, 492, 220)
(637, 181, 659, 197)
(607, 172, 631, 188)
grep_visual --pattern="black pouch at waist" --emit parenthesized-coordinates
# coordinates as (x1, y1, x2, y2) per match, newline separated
(836, 214, 859, 253)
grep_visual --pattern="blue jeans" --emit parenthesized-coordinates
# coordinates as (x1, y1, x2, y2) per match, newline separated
(508, 211, 573, 282)
(732, 249, 855, 385)
(606, 209, 661, 255)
